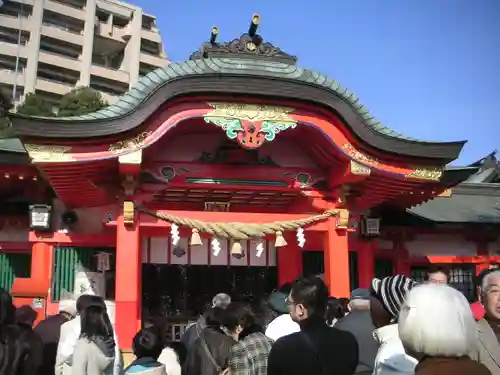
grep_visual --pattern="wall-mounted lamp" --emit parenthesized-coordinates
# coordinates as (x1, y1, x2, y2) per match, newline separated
(29, 204, 52, 231)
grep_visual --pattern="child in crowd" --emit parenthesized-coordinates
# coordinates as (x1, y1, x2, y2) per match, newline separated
(125, 328, 166, 375)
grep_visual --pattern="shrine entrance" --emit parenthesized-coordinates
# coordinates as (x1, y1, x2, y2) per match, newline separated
(141, 263, 277, 341)
(140, 235, 278, 340)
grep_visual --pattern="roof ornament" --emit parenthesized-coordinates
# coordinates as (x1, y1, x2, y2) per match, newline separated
(189, 13, 298, 64)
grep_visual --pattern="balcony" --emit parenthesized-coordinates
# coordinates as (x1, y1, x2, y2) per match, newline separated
(93, 22, 126, 55)
(90, 64, 129, 84)
(35, 78, 73, 96)
(0, 42, 28, 59)
(41, 23, 84, 46)
(44, 0, 85, 21)
(38, 51, 81, 72)
(0, 14, 32, 33)
(0, 68, 24, 87)
(139, 52, 167, 69)
(140, 28, 162, 44)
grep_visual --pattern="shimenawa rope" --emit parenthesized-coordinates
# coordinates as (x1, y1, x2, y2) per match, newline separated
(138, 207, 339, 241)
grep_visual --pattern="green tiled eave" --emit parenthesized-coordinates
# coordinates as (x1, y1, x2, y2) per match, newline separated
(408, 183, 500, 224)
(11, 57, 426, 142)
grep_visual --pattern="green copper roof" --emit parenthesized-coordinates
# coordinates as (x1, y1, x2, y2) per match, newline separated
(11, 57, 425, 142)
(408, 183, 500, 224)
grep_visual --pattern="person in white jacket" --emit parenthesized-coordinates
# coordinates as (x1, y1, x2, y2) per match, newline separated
(264, 284, 300, 341)
(55, 295, 123, 375)
(369, 275, 419, 375)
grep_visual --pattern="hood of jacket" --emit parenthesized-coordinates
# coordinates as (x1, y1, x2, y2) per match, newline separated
(90, 335, 116, 369)
(373, 325, 417, 374)
(126, 357, 166, 374)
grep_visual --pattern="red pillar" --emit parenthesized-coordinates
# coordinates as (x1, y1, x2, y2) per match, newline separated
(277, 232, 303, 287)
(394, 240, 411, 276)
(11, 242, 53, 325)
(357, 240, 375, 289)
(114, 210, 141, 350)
(323, 217, 350, 298)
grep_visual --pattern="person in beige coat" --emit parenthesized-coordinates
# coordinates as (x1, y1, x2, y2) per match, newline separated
(72, 296, 118, 375)
(472, 270, 500, 375)
(55, 295, 122, 375)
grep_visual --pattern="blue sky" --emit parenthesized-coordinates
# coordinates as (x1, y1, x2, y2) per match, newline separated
(136, 0, 499, 165)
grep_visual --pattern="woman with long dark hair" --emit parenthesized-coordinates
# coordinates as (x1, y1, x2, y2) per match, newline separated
(0, 288, 35, 375)
(72, 296, 117, 375)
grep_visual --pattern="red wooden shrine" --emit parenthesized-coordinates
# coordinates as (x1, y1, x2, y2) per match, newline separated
(0, 17, 498, 350)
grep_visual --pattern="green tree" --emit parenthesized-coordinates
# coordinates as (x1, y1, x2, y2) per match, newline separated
(0, 89, 13, 130)
(57, 87, 108, 117)
(16, 93, 54, 117)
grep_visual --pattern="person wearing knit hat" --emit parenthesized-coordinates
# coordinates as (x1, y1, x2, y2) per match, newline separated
(370, 275, 419, 375)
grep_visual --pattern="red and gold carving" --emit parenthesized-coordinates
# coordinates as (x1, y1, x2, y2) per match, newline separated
(204, 103, 297, 149)
(342, 144, 379, 166)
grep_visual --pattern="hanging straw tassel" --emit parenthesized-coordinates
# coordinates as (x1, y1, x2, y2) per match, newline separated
(231, 241, 244, 258)
(190, 228, 203, 246)
(275, 231, 287, 247)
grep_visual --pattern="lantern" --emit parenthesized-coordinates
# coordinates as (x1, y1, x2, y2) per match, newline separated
(95, 252, 111, 272)
(29, 204, 52, 231)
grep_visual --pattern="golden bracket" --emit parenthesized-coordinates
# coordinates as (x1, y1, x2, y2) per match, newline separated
(335, 209, 350, 230)
(123, 201, 135, 225)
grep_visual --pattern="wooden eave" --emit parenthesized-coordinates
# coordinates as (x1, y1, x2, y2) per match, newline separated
(40, 160, 119, 208)
(31, 124, 471, 210)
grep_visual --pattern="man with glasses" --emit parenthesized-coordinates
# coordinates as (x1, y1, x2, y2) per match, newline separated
(472, 270, 500, 375)
(267, 276, 358, 375)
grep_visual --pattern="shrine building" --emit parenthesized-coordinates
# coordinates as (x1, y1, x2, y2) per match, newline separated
(0, 15, 499, 350)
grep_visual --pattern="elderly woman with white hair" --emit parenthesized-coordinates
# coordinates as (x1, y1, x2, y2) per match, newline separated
(398, 283, 491, 375)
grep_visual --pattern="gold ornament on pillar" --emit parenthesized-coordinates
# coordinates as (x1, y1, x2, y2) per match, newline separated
(190, 228, 203, 246)
(275, 231, 287, 247)
(123, 201, 135, 225)
(335, 209, 349, 229)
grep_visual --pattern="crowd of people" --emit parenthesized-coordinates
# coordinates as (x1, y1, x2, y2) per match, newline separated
(0, 266, 499, 375)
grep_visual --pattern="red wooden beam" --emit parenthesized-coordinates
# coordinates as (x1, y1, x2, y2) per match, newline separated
(411, 255, 500, 265)
(0, 242, 31, 251)
(28, 232, 116, 246)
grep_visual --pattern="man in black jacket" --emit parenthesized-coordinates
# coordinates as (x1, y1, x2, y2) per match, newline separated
(335, 289, 378, 375)
(181, 293, 231, 351)
(267, 276, 358, 375)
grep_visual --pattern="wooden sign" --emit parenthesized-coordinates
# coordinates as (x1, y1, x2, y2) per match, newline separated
(74, 269, 105, 298)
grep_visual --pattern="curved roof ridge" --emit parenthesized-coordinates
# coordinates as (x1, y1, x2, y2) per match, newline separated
(9, 57, 464, 145)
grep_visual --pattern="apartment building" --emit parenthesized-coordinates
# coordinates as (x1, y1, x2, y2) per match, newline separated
(0, 0, 169, 106)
